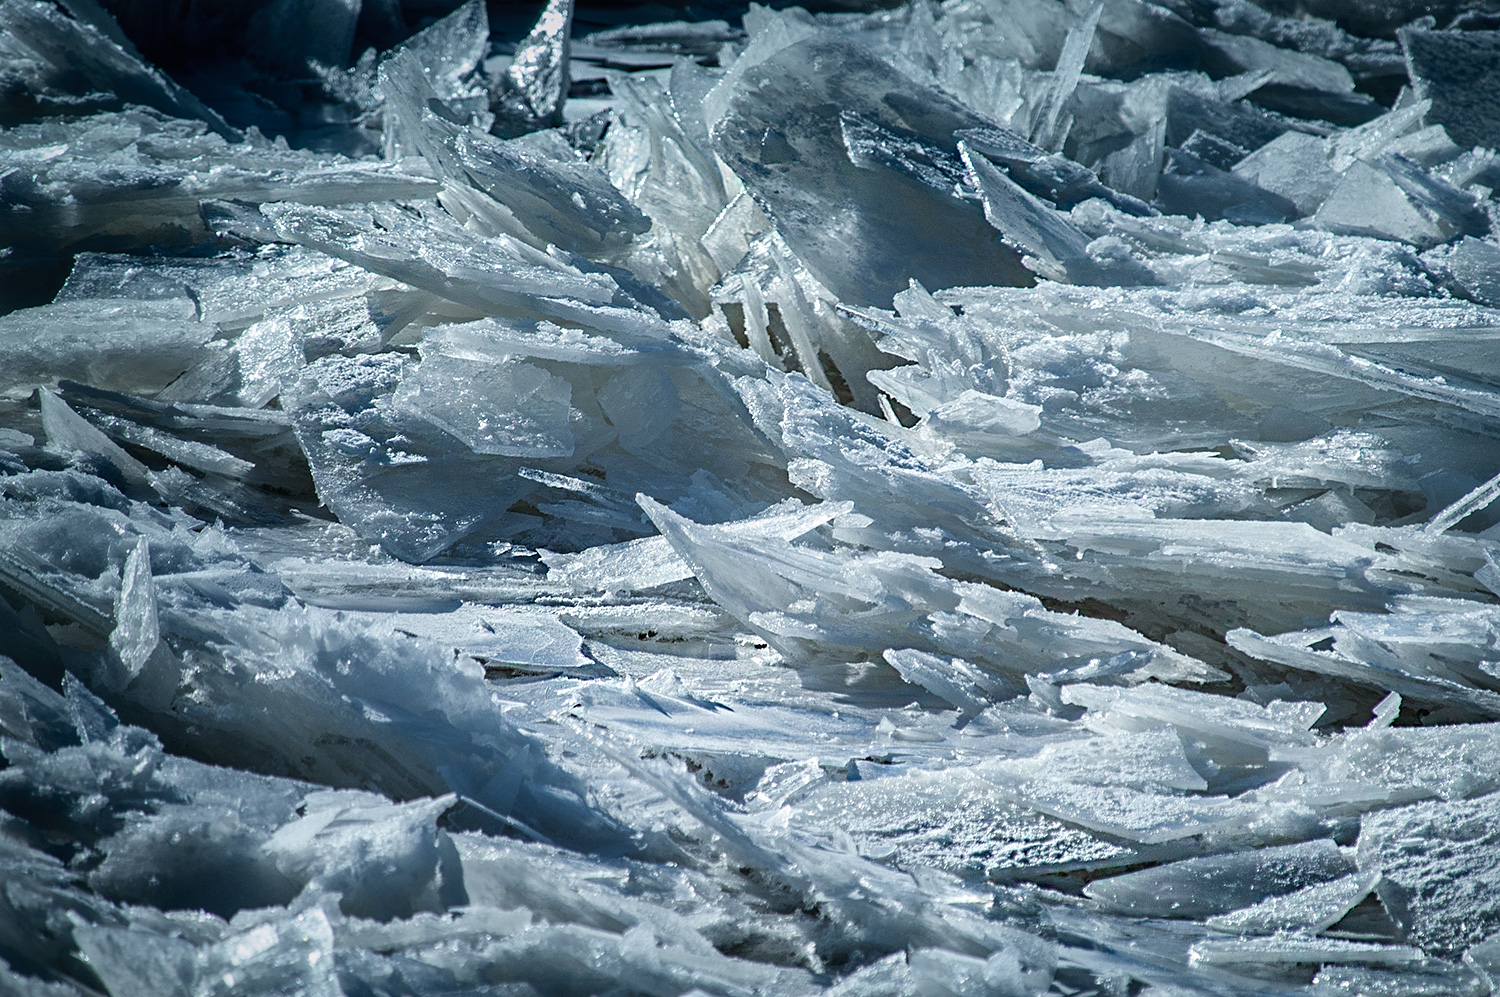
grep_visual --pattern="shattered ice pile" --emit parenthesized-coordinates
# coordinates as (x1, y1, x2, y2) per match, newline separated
(7, 0, 1500, 993)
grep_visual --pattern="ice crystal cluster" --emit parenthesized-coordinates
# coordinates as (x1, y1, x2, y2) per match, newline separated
(6, 0, 1500, 993)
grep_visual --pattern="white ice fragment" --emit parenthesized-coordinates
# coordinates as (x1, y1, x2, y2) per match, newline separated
(987, 728, 1208, 794)
(1358, 791, 1500, 955)
(373, 606, 590, 671)
(1189, 937, 1421, 967)
(1368, 691, 1401, 728)
(262, 792, 456, 920)
(1231, 131, 1337, 217)
(883, 648, 989, 714)
(924, 389, 1042, 438)
(1084, 840, 1354, 917)
(393, 352, 574, 458)
(1315, 156, 1484, 249)
(1007, 781, 1262, 844)
(108, 538, 158, 686)
(1206, 869, 1382, 936)
(38, 386, 151, 486)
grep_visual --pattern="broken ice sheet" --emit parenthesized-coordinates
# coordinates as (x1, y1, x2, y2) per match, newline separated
(1004, 780, 1265, 845)
(1085, 840, 1356, 918)
(1357, 791, 1500, 956)
(392, 350, 574, 458)
(711, 33, 1033, 307)
(346, 605, 590, 672)
(1206, 869, 1382, 936)
(1189, 937, 1422, 967)
(984, 728, 1208, 794)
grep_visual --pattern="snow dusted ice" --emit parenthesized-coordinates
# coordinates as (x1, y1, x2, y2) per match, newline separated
(5, 0, 1500, 992)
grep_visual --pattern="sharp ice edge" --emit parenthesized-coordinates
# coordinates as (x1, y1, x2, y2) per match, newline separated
(3, 0, 1500, 994)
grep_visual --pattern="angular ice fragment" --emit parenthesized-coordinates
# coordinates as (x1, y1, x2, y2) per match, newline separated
(962, 144, 1155, 286)
(1156, 148, 1298, 224)
(262, 792, 456, 920)
(1062, 682, 1323, 765)
(1432, 237, 1500, 308)
(1085, 840, 1355, 917)
(1358, 792, 1500, 955)
(391, 0, 489, 103)
(1030, 0, 1102, 153)
(0, 0, 233, 135)
(1315, 156, 1487, 250)
(882, 648, 989, 714)
(1206, 869, 1382, 936)
(711, 34, 1033, 307)
(542, 498, 849, 593)
(392, 352, 574, 458)
(107, 538, 158, 688)
(1231, 130, 1338, 217)
(1399, 28, 1500, 152)
(1198, 28, 1356, 95)
(369, 606, 589, 672)
(1316, 961, 1491, 997)
(491, 0, 573, 137)
(988, 728, 1208, 794)
(1189, 937, 1421, 967)
(956, 126, 1155, 216)
(37, 386, 150, 488)
(1007, 781, 1262, 845)
(451, 129, 653, 256)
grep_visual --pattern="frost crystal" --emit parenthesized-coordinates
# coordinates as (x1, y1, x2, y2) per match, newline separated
(3, 0, 1500, 994)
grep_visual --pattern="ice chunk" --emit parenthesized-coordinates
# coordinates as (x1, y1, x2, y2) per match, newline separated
(1358, 792, 1500, 955)
(1005, 781, 1264, 844)
(1206, 869, 1382, 936)
(962, 143, 1156, 285)
(0, 297, 216, 397)
(1085, 840, 1355, 917)
(711, 34, 1033, 307)
(491, 0, 573, 137)
(1231, 130, 1338, 217)
(0, 0, 232, 135)
(106, 538, 158, 687)
(392, 351, 574, 458)
(1156, 147, 1299, 224)
(37, 385, 150, 488)
(356, 606, 590, 672)
(1399, 28, 1500, 153)
(262, 792, 457, 920)
(1433, 237, 1500, 308)
(1315, 156, 1487, 249)
(79, 908, 341, 997)
(987, 728, 1208, 793)
(1190, 937, 1421, 967)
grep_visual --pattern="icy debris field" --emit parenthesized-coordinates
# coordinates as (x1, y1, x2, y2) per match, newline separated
(8, 0, 1500, 993)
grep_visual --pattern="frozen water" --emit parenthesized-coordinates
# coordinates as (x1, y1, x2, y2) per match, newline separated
(4, 0, 1500, 993)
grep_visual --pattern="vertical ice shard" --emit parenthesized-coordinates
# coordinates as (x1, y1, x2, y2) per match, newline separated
(491, 0, 573, 137)
(107, 538, 158, 687)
